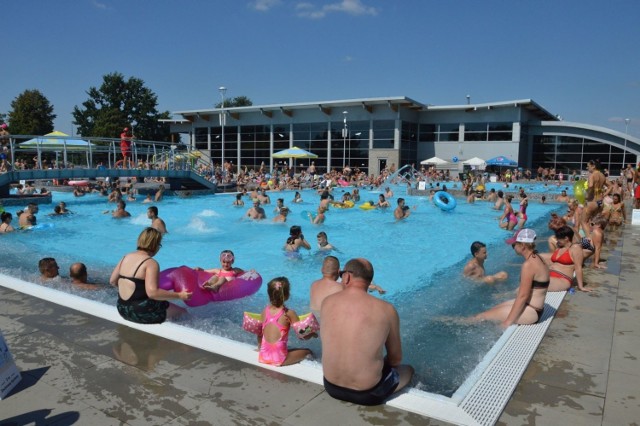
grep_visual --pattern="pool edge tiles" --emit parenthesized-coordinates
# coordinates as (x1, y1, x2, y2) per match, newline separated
(0, 274, 565, 426)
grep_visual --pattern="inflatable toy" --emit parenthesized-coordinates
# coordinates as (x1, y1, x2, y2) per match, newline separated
(69, 180, 89, 187)
(159, 266, 262, 307)
(330, 200, 355, 209)
(359, 201, 376, 210)
(243, 311, 320, 339)
(433, 191, 457, 211)
(573, 179, 587, 205)
(337, 179, 349, 187)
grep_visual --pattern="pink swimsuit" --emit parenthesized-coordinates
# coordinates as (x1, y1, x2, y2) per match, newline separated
(217, 269, 236, 278)
(258, 306, 290, 366)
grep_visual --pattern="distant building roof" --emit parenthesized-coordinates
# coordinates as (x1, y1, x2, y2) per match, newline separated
(163, 97, 558, 123)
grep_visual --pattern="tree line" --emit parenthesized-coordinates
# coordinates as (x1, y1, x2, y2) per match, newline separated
(1, 72, 252, 142)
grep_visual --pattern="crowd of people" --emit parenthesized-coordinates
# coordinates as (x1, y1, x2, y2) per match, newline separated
(3, 157, 639, 408)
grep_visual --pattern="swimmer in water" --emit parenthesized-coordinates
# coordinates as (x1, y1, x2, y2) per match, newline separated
(285, 225, 311, 252)
(463, 241, 508, 284)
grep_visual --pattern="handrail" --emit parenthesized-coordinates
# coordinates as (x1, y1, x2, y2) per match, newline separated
(3, 134, 215, 179)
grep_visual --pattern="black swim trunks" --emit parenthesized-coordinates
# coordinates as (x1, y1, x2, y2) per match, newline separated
(323, 364, 400, 406)
(117, 298, 170, 324)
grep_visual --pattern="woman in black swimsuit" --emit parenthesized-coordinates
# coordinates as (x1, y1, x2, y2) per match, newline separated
(475, 229, 550, 327)
(110, 227, 192, 324)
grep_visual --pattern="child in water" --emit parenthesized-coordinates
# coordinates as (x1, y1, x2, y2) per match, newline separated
(196, 250, 244, 292)
(258, 277, 313, 366)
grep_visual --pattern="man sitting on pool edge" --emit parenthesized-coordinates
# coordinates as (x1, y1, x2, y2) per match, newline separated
(463, 241, 508, 284)
(321, 258, 413, 405)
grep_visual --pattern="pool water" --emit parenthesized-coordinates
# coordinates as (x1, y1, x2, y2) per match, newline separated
(0, 184, 561, 396)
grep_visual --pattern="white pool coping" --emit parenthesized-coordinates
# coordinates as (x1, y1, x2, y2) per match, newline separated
(0, 274, 565, 426)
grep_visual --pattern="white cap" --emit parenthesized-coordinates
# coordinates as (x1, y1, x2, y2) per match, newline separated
(505, 228, 537, 244)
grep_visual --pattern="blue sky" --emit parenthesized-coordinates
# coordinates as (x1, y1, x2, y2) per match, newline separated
(3, 0, 639, 138)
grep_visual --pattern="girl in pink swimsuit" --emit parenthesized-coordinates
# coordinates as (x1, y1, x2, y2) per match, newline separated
(258, 277, 312, 366)
(197, 250, 244, 292)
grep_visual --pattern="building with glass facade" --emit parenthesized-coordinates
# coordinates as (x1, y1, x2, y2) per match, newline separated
(165, 97, 638, 176)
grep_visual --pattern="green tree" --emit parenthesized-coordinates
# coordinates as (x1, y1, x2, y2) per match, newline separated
(72, 72, 171, 141)
(215, 96, 253, 108)
(8, 89, 56, 135)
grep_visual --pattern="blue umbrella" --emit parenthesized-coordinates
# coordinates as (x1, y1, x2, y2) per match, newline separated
(486, 156, 517, 167)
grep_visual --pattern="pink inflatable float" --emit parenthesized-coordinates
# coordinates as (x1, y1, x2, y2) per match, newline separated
(159, 266, 262, 307)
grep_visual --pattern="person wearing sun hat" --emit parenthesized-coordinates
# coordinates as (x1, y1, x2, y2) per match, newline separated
(474, 228, 550, 327)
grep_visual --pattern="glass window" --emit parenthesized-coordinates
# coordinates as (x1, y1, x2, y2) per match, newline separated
(438, 123, 459, 142)
(419, 124, 436, 142)
(194, 127, 209, 150)
(464, 123, 487, 142)
(488, 123, 512, 141)
(532, 135, 635, 174)
(401, 121, 418, 166)
(372, 119, 394, 149)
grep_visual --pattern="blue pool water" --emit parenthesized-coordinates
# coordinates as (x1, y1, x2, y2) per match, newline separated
(0, 184, 562, 396)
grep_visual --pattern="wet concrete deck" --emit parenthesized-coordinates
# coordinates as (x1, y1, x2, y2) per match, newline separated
(1, 217, 638, 425)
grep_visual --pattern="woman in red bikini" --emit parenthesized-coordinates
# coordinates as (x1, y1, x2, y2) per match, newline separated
(541, 225, 589, 292)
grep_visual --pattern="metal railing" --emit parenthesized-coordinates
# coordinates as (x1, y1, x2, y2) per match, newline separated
(1, 135, 213, 175)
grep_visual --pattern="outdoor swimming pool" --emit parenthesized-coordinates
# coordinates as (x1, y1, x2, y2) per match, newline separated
(0, 183, 562, 396)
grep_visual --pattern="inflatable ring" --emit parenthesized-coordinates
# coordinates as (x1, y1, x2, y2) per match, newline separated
(159, 266, 262, 307)
(331, 200, 354, 209)
(434, 191, 457, 211)
(243, 311, 319, 339)
(573, 179, 587, 205)
(359, 202, 376, 210)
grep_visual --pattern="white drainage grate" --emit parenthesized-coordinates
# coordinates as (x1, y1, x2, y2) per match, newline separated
(459, 291, 567, 425)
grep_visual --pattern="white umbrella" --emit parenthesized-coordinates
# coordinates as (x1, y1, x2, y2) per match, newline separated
(462, 157, 486, 166)
(420, 156, 449, 165)
(461, 156, 486, 171)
